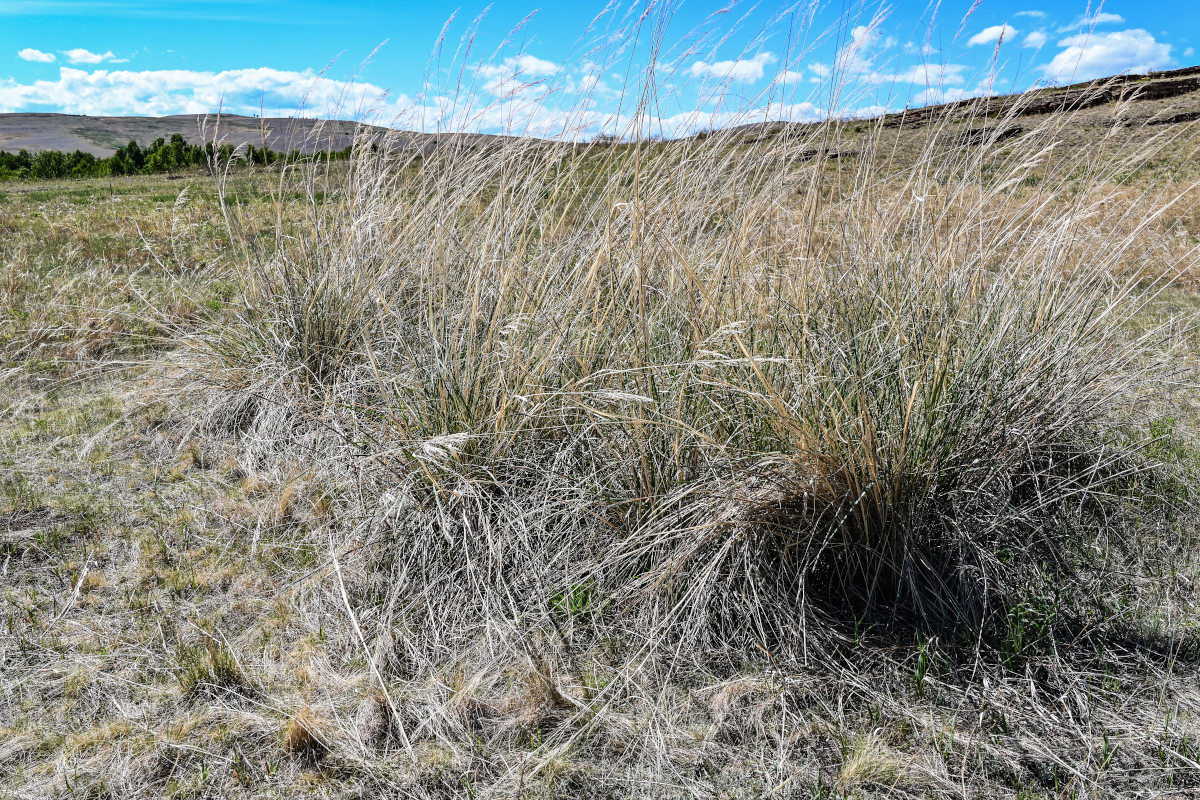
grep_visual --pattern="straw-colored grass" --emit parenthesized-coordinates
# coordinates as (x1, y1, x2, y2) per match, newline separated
(198, 58, 1197, 654)
(4, 6, 1200, 798)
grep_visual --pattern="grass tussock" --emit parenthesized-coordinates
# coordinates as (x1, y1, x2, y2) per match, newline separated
(283, 706, 329, 763)
(175, 627, 252, 700)
(163, 27, 1200, 785)
(194, 56, 1197, 660)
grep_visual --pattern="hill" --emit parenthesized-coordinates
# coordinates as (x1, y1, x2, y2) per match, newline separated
(0, 113, 478, 156)
(724, 66, 1200, 146)
(4, 66, 1200, 159)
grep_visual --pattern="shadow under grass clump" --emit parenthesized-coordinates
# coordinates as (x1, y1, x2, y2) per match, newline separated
(1051, 620, 1200, 678)
(600, 429, 1167, 661)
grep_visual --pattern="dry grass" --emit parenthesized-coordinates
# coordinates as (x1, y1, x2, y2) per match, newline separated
(282, 707, 328, 762)
(196, 42, 1200, 648)
(3, 6, 1200, 799)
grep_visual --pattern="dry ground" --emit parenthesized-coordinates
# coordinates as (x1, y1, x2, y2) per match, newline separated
(4, 105, 1200, 799)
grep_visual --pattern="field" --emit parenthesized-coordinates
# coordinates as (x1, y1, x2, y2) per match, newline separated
(4, 72, 1200, 798)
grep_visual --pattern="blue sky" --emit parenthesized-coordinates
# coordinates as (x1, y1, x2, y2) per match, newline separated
(0, 1, 1196, 137)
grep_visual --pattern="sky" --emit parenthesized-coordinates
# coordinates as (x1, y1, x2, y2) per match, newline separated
(0, 1, 1197, 138)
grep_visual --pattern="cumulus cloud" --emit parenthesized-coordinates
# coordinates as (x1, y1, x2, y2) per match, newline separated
(62, 48, 126, 64)
(1023, 31, 1048, 50)
(688, 52, 776, 83)
(888, 62, 969, 85)
(0, 57, 836, 141)
(0, 59, 821, 140)
(835, 24, 881, 74)
(476, 54, 558, 81)
(904, 41, 938, 56)
(18, 48, 55, 63)
(0, 41, 987, 142)
(654, 101, 824, 136)
(912, 86, 976, 105)
(823, 22, 968, 88)
(419, 89, 827, 141)
(1040, 29, 1173, 82)
(780, 70, 812, 87)
(0, 66, 395, 118)
(1057, 12, 1124, 33)
(968, 24, 1019, 47)
(913, 77, 1005, 106)
(475, 54, 560, 97)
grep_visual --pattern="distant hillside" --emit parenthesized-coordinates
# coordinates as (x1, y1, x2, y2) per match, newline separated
(0, 113, 403, 156)
(726, 66, 1200, 143)
(879, 65, 1200, 128)
(3, 65, 1199, 156)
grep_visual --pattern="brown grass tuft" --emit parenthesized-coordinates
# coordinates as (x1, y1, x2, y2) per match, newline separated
(283, 706, 328, 762)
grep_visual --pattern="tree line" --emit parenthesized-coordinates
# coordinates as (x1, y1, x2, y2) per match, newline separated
(0, 133, 353, 181)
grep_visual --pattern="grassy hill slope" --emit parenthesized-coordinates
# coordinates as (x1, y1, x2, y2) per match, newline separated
(4, 65, 1200, 158)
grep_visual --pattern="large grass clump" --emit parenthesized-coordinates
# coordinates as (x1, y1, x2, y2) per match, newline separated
(193, 10, 1198, 669)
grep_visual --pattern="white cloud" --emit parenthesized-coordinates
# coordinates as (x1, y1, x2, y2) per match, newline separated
(968, 24, 1019, 47)
(476, 54, 558, 81)
(475, 54, 560, 97)
(18, 48, 55, 63)
(1040, 29, 1173, 82)
(0, 60, 829, 141)
(658, 101, 825, 135)
(887, 62, 969, 85)
(835, 24, 881, 74)
(0, 66, 396, 118)
(838, 25, 906, 76)
(18, 48, 55, 62)
(823, 22, 967, 88)
(62, 48, 125, 65)
(913, 78, 1004, 106)
(1023, 31, 1048, 50)
(417, 89, 828, 141)
(0, 41, 996, 142)
(688, 52, 777, 83)
(1185, 46, 1196, 59)
(912, 86, 974, 105)
(773, 69, 806, 88)
(837, 60, 969, 88)
(575, 59, 613, 96)
(840, 104, 889, 120)
(1014, 10, 1047, 18)
(1057, 12, 1125, 33)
